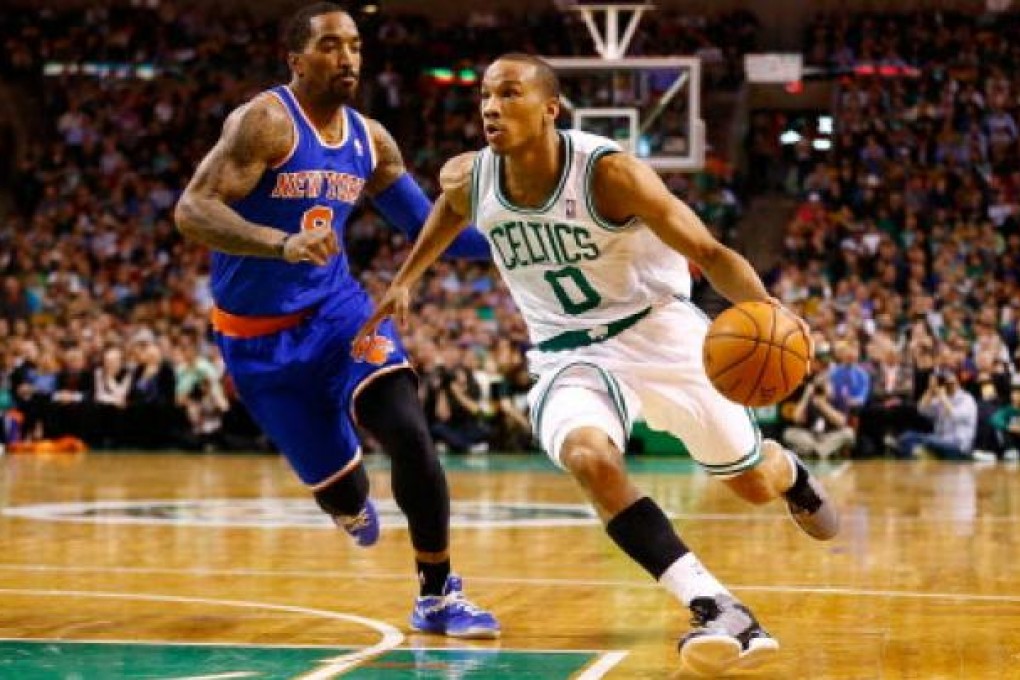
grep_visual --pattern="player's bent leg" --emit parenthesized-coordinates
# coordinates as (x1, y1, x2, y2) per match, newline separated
(560, 430, 776, 674)
(718, 439, 795, 505)
(646, 363, 833, 538)
(226, 370, 381, 548)
(353, 368, 499, 638)
(723, 439, 840, 541)
(542, 387, 775, 673)
(560, 427, 642, 518)
(312, 463, 379, 547)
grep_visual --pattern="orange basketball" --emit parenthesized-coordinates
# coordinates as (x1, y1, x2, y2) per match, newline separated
(702, 301, 812, 407)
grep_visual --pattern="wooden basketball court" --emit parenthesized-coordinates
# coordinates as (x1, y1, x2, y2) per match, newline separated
(1, 452, 1017, 678)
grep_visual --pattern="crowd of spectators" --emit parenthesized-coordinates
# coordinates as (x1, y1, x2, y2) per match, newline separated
(767, 10, 1020, 463)
(11, 3, 1020, 465)
(0, 1, 749, 454)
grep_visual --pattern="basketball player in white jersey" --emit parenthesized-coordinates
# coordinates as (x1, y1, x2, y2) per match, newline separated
(356, 53, 839, 675)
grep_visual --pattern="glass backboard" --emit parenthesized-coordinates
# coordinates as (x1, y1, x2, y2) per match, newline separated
(546, 57, 705, 171)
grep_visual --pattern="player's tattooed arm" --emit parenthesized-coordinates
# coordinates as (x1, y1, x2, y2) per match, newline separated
(363, 118, 408, 196)
(175, 97, 297, 258)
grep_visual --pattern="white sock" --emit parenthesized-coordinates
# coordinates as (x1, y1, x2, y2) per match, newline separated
(659, 553, 731, 606)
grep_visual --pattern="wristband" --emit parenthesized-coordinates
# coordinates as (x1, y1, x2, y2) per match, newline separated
(277, 233, 292, 259)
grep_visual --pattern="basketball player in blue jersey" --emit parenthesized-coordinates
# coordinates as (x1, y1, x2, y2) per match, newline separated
(357, 54, 839, 673)
(174, 3, 498, 638)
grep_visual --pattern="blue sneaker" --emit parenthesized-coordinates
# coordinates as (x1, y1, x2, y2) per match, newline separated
(410, 574, 500, 639)
(333, 499, 379, 547)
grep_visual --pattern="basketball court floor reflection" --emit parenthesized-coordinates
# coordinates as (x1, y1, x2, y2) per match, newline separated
(1, 453, 1018, 678)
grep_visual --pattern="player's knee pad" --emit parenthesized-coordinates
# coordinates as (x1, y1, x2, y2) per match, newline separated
(354, 369, 432, 454)
(313, 463, 369, 517)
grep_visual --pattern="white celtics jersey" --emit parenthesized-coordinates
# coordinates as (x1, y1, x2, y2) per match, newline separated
(471, 129, 692, 344)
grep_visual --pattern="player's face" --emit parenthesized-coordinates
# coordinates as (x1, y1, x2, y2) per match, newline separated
(292, 12, 362, 104)
(480, 60, 558, 155)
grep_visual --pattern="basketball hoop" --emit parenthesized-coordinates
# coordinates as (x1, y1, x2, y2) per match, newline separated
(562, 2, 656, 60)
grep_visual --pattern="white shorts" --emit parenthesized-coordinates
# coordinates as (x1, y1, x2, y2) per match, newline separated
(527, 298, 762, 476)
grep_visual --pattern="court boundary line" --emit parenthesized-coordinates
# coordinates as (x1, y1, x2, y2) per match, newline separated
(0, 631, 624, 679)
(0, 636, 622, 655)
(576, 651, 630, 680)
(1, 565, 1018, 604)
(0, 588, 403, 678)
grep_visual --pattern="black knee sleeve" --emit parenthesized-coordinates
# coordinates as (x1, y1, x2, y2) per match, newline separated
(313, 463, 369, 517)
(355, 369, 449, 553)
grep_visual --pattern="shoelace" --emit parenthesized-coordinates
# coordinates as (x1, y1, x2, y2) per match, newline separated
(687, 599, 720, 629)
(419, 591, 488, 617)
(444, 592, 489, 616)
(338, 509, 371, 532)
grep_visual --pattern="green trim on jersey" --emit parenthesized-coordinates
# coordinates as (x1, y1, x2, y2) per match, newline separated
(495, 132, 573, 214)
(536, 305, 651, 352)
(469, 151, 483, 225)
(699, 409, 763, 475)
(585, 146, 639, 232)
(531, 361, 630, 453)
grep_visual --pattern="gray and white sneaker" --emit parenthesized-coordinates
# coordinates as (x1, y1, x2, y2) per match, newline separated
(784, 452, 840, 540)
(679, 594, 779, 676)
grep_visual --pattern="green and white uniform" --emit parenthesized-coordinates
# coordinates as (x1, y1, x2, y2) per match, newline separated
(471, 130, 760, 475)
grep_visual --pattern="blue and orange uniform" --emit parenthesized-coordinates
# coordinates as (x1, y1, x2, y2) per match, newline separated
(211, 85, 408, 488)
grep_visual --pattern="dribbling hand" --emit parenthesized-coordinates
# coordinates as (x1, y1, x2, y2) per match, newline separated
(281, 226, 340, 266)
(765, 296, 815, 372)
(352, 285, 411, 361)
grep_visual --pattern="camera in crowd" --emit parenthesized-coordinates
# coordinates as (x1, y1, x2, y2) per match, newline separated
(930, 368, 957, 389)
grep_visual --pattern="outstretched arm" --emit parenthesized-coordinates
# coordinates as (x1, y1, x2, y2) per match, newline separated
(353, 153, 475, 355)
(363, 118, 490, 261)
(592, 152, 814, 364)
(592, 153, 770, 305)
(175, 96, 338, 265)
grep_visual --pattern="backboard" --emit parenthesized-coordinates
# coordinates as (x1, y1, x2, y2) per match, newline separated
(546, 57, 705, 171)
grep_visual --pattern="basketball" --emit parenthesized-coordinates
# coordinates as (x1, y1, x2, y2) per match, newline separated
(703, 301, 812, 407)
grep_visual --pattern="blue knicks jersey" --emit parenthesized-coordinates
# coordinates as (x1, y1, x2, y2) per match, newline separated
(211, 85, 376, 315)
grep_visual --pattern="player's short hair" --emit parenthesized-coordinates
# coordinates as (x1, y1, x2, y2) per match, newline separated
(497, 53, 561, 99)
(284, 2, 350, 52)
